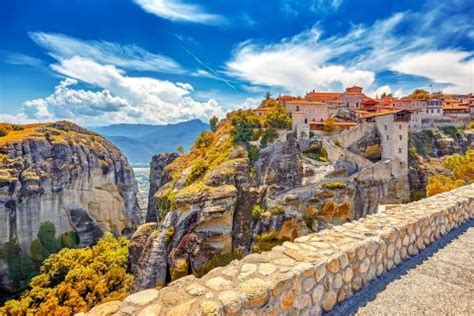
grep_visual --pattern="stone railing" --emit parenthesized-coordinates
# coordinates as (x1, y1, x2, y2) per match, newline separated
(84, 184, 474, 316)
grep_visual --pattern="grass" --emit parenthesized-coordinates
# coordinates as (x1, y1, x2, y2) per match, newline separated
(252, 230, 289, 253)
(324, 181, 347, 190)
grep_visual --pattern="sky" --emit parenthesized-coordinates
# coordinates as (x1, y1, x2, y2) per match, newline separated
(0, 0, 473, 126)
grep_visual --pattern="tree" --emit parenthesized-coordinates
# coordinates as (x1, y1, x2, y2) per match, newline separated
(263, 104, 291, 129)
(37, 221, 60, 253)
(265, 92, 271, 100)
(209, 115, 219, 132)
(409, 89, 430, 100)
(176, 145, 184, 155)
(426, 150, 474, 196)
(323, 117, 339, 133)
(1, 233, 132, 315)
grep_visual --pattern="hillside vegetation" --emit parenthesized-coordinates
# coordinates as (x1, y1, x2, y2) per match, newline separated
(0, 233, 131, 316)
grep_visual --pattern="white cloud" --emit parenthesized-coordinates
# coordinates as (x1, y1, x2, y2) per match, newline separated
(227, 3, 474, 95)
(366, 85, 404, 99)
(226, 26, 375, 95)
(134, 0, 224, 24)
(22, 78, 130, 122)
(30, 32, 183, 74)
(391, 50, 473, 94)
(17, 57, 224, 125)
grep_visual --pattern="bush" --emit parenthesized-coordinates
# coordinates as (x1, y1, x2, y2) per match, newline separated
(209, 115, 219, 132)
(37, 221, 60, 253)
(259, 129, 278, 148)
(252, 231, 288, 253)
(156, 192, 176, 220)
(196, 252, 242, 277)
(0, 128, 8, 137)
(303, 147, 328, 162)
(185, 157, 208, 185)
(251, 205, 265, 219)
(59, 232, 79, 249)
(1, 233, 132, 315)
(229, 110, 262, 144)
(29, 239, 50, 264)
(262, 104, 291, 129)
(164, 227, 175, 243)
(1, 241, 36, 287)
(324, 181, 347, 190)
(247, 144, 259, 165)
(441, 126, 462, 137)
(322, 117, 338, 133)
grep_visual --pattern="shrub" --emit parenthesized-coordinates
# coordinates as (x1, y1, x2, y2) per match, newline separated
(324, 181, 347, 190)
(303, 147, 328, 162)
(441, 126, 462, 137)
(185, 157, 208, 185)
(164, 227, 175, 243)
(247, 144, 259, 165)
(229, 110, 262, 144)
(251, 204, 265, 219)
(196, 251, 242, 277)
(0, 233, 132, 315)
(209, 115, 219, 132)
(59, 232, 80, 249)
(259, 129, 278, 148)
(29, 239, 50, 264)
(37, 221, 60, 253)
(322, 117, 338, 133)
(156, 192, 176, 220)
(1, 241, 36, 287)
(262, 104, 291, 129)
(252, 231, 288, 253)
(302, 214, 315, 229)
(0, 128, 8, 137)
(333, 139, 342, 147)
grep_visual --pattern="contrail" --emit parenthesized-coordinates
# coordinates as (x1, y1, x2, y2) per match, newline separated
(176, 36, 236, 90)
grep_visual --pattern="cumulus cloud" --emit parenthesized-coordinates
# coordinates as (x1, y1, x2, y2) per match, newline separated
(227, 2, 474, 95)
(30, 32, 183, 74)
(134, 0, 225, 24)
(391, 51, 473, 94)
(16, 57, 224, 125)
(22, 78, 129, 122)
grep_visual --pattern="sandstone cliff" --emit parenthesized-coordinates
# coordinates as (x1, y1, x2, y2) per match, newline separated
(0, 121, 143, 256)
(130, 114, 409, 291)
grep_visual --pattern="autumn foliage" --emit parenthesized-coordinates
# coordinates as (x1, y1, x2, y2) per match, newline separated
(0, 233, 132, 316)
(426, 150, 474, 197)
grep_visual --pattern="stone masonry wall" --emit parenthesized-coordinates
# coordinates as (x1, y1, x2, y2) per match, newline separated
(85, 184, 474, 316)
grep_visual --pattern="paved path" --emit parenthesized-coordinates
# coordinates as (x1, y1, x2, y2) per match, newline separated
(330, 219, 474, 315)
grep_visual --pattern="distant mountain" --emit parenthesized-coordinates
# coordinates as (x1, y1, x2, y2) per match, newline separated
(92, 119, 209, 164)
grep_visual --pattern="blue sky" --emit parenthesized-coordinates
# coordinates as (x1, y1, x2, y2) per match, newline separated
(0, 0, 473, 126)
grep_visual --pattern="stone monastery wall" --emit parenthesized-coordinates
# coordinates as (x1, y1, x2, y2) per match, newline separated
(85, 184, 474, 316)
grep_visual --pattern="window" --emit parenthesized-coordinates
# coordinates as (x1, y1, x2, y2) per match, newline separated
(437, 109, 440, 113)
(400, 162, 403, 166)
(384, 125, 387, 130)
(296, 106, 300, 111)
(398, 148, 402, 153)
(399, 125, 402, 129)
(386, 135, 389, 140)
(399, 135, 402, 140)
(304, 118, 307, 124)
(356, 102, 359, 108)
(346, 102, 349, 107)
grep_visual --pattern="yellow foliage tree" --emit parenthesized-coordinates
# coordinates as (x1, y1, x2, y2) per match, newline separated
(323, 117, 339, 133)
(426, 150, 474, 196)
(0, 233, 132, 316)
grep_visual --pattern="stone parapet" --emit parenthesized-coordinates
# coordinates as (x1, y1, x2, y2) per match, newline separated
(85, 184, 474, 316)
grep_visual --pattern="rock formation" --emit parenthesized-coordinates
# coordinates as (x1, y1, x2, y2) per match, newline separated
(146, 153, 179, 222)
(130, 117, 411, 291)
(408, 128, 474, 197)
(0, 121, 143, 271)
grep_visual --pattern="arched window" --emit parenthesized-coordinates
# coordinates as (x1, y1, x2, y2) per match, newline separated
(304, 118, 308, 124)
(296, 106, 300, 111)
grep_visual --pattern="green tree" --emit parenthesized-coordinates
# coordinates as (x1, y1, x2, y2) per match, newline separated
(409, 89, 430, 100)
(263, 104, 291, 129)
(209, 115, 219, 132)
(1, 233, 132, 316)
(37, 221, 60, 253)
(323, 117, 339, 133)
(176, 145, 184, 155)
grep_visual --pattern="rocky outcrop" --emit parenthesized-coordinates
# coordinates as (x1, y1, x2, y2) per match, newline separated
(146, 153, 178, 222)
(130, 122, 410, 291)
(89, 184, 474, 316)
(408, 128, 474, 197)
(0, 121, 143, 253)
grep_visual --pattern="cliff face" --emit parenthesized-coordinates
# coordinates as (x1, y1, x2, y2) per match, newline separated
(131, 120, 409, 291)
(408, 128, 474, 197)
(0, 121, 143, 252)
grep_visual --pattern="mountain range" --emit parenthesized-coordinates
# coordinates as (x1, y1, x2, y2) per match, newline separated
(91, 119, 209, 164)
